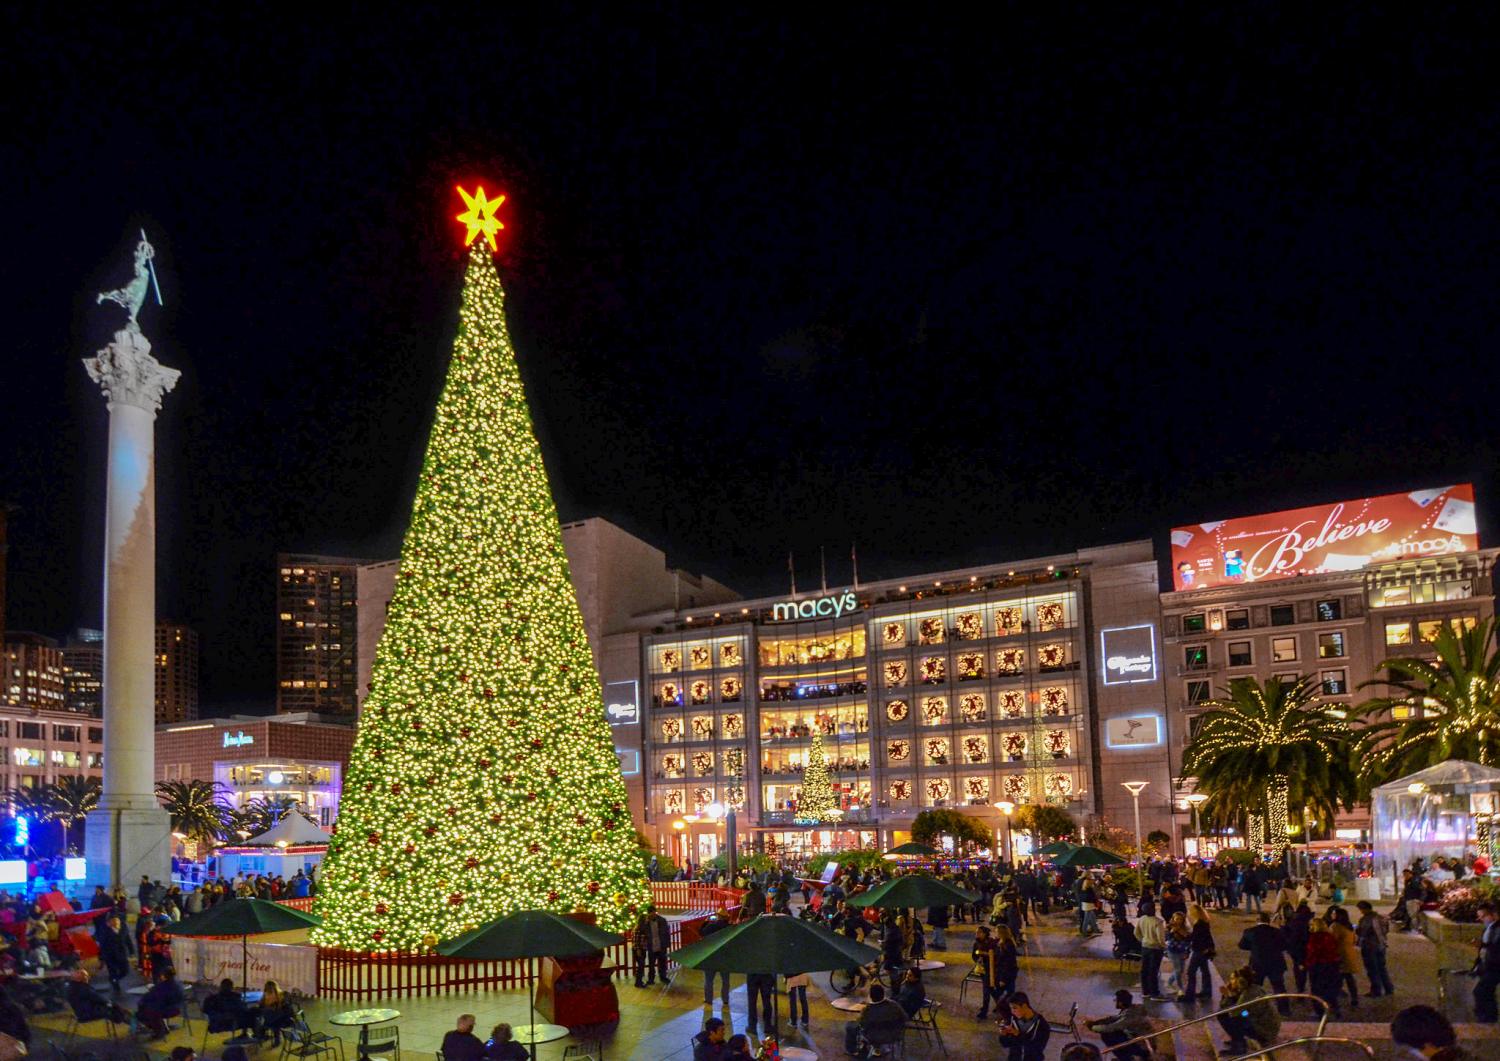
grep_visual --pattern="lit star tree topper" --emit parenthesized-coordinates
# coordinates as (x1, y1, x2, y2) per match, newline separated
(455, 184, 506, 251)
(310, 191, 649, 952)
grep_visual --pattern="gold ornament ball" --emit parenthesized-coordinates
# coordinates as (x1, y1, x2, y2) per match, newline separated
(591, 830, 605, 843)
(613, 893, 628, 906)
(421, 933, 439, 950)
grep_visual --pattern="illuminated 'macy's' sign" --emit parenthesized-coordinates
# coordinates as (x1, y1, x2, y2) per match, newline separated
(771, 590, 859, 622)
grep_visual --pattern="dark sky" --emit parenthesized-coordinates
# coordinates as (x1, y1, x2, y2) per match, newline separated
(4, 7, 1499, 713)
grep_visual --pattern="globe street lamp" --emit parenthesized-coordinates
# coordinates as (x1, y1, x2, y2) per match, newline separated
(1186, 792, 1209, 857)
(1122, 781, 1150, 891)
(994, 800, 1015, 864)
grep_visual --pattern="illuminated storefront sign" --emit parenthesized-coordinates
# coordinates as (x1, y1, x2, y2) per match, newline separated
(605, 680, 640, 725)
(1105, 715, 1164, 749)
(1100, 624, 1158, 686)
(771, 590, 859, 622)
(223, 731, 255, 748)
(1171, 484, 1479, 591)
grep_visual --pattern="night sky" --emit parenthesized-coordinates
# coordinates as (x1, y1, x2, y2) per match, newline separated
(4, 8, 1499, 713)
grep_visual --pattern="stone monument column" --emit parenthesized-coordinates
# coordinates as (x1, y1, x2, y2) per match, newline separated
(82, 234, 179, 889)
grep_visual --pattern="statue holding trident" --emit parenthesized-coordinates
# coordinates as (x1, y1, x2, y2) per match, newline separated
(96, 229, 163, 327)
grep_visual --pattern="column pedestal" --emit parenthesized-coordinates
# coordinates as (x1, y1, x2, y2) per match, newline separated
(85, 807, 172, 890)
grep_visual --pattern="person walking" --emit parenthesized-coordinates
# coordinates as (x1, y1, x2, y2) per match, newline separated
(785, 970, 811, 1030)
(1238, 911, 1292, 1015)
(1304, 918, 1344, 1018)
(1285, 902, 1313, 994)
(1136, 901, 1167, 1000)
(1165, 912, 1192, 997)
(1354, 900, 1396, 998)
(1181, 904, 1215, 1002)
(1242, 863, 1265, 914)
(927, 901, 949, 951)
(993, 924, 1020, 999)
(971, 924, 1003, 1020)
(1474, 901, 1500, 1024)
(1328, 906, 1362, 1011)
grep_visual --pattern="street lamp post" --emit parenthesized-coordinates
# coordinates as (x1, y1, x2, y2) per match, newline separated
(994, 801, 1015, 864)
(1186, 792, 1208, 858)
(1122, 781, 1150, 892)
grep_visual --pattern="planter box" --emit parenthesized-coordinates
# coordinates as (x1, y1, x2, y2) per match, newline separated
(1419, 910, 1484, 973)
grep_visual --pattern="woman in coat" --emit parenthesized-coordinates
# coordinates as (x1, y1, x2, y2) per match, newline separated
(1327, 907, 1361, 1010)
(992, 924, 1020, 998)
(1165, 912, 1192, 996)
(1303, 918, 1344, 1017)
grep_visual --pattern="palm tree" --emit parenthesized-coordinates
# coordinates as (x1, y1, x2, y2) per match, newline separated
(1356, 618, 1500, 783)
(232, 795, 300, 837)
(156, 778, 231, 844)
(1181, 675, 1357, 843)
(49, 776, 101, 849)
(6, 785, 57, 834)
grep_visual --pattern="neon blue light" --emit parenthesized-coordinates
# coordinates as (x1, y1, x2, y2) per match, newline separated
(13, 817, 28, 848)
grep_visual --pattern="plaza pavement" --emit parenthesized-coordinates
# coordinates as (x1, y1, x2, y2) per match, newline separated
(28, 902, 1500, 1059)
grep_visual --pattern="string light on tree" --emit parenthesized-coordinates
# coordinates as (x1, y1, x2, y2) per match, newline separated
(310, 187, 648, 951)
(798, 730, 837, 823)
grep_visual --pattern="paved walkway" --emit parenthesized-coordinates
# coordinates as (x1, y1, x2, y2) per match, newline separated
(27, 905, 1500, 1059)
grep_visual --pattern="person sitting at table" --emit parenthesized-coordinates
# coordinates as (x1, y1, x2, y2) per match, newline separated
(204, 978, 253, 1036)
(66, 967, 128, 1028)
(896, 967, 927, 1018)
(723, 1033, 753, 1059)
(253, 980, 293, 1045)
(441, 1013, 486, 1061)
(482, 1022, 529, 1060)
(691, 1016, 727, 1061)
(843, 983, 907, 1058)
(137, 968, 187, 1040)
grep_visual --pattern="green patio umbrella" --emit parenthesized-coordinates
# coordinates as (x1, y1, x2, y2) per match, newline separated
(670, 912, 880, 1033)
(1049, 844, 1127, 868)
(164, 897, 322, 991)
(1037, 840, 1077, 857)
(882, 841, 941, 859)
(845, 875, 980, 909)
(438, 910, 623, 1049)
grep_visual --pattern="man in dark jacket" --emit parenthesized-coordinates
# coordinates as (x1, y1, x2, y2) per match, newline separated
(1475, 902, 1500, 1024)
(1355, 900, 1396, 998)
(1284, 903, 1313, 993)
(439, 1014, 485, 1061)
(692, 1017, 727, 1061)
(136, 969, 186, 1040)
(843, 984, 906, 1058)
(632, 906, 671, 987)
(65, 969, 128, 1027)
(998, 991, 1050, 1061)
(927, 901, 950, 950)
(698, 911, 732, 1004)
(1238, 912, 1291, 1015)
(95, 914, 134, 991)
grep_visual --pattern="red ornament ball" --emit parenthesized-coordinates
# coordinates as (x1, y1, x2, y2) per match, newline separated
(390, 784, 403, 795)
(587, 881, 601, 894)
(367, 832, 382, 846)
(403, 843, 415, 854)
(375, 903, 388, 915)
(464, 856, 478, 869)
(489, 813, 503, 825)
(372, 930, 385, 942)
(547, 890, 559, 902)
(448, 893, 464, 906)
(423, 826, 437, 837)
(528, 842, 541, 854)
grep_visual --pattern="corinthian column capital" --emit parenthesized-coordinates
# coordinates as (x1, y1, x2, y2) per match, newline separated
(83, 324, 180, 412)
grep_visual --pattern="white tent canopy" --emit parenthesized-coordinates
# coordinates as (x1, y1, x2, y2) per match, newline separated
(1371, 759, 1500, 895)
(239, 811, 330, 848)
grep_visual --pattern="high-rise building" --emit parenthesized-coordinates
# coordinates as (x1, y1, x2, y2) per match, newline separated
(276, 555, 365, 717)
(1, 632, 67, 712)
(63, 629, 104, 716)
(155, 622, 199, 723)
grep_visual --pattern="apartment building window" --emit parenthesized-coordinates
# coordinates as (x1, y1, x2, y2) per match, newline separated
(1321, 669, 1348, 696)
(1274, 672, 1300, 684)
(54, 725, 79, 742)
(88, 728, 102, 743)
(1318, 632, 1346, 659)
(1182, 613, 1207, 634)
(1227, 641, 1253, 667)
(1271, 637, 1298, 663)
(1226, 609, 1250, 631)
(1184, 645, 1208, 670)
(1270, 605, 1296, 627)
(17, 723, 42, 740)
(1186, 680, 1211, 704)
(1385, 622, 1413, 647)
(1317, 599, 1342, 622)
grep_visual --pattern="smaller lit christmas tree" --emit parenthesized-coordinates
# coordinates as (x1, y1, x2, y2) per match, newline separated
(799, 731, 837, 823)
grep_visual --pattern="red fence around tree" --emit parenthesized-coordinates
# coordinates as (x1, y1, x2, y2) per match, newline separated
(315, 918, 701, 1000)
(648, 881, 745, 912)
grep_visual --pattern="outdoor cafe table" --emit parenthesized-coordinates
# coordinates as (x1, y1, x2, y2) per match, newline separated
(913, 959, 944, 971)
(829, 997, 866, 1012)
(511, 1022, 568, 1048)
(780, 1048, 818, 1061)
(329, 1007, 400, 1061)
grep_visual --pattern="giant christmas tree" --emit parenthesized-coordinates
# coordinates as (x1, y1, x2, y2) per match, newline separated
(311, 188, 649, 951)
(799, 730, 837, 823)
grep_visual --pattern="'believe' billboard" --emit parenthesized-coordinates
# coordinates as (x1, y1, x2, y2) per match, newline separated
(1171, 485, 1478, 592)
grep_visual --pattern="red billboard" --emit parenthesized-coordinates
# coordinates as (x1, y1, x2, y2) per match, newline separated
(1171, 485, 1478, 591)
